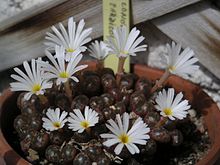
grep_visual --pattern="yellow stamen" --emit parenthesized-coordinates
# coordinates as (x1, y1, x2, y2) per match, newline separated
(59, 72, 69, 78)
(168, 65, 176, 72)
(66, 48, 75, 53)
(120, 50, 129, 55)
(32, 84, 41, 93)
(80, 121, 90, 129)
(119, 133, 130, 144)
(163, 108, 173, 116)
(53, 122, 61, 128)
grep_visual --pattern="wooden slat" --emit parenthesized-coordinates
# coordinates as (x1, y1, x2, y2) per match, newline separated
(0, 0, 102, 71)
(0, 0, 201, 71)
(132, 0, 201, 24)
(0, 0, 68, 32)
(152, 1, 220, 79)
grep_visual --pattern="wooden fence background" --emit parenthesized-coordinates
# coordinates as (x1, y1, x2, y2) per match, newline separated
(0, 0, 220, 79)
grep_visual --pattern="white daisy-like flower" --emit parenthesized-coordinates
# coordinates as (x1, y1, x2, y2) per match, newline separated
(155, 88, 191, 120)
(38, 45, 87, 85)
(10, 59, 53, 100)
(88, 40, 110, 60)
(45, 17, 92, 61)
(42, 108, 68, 131)
(163, 41, 199, 78)
(100, 112, 150, 155)
(68, 106, 99, 133)
(105, 26, 147, 58)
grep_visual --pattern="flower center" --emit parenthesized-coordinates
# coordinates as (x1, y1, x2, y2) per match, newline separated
(119, 133, 130, 144)
(66, 48, 75, 53)
(168, 65, 176, 72)
(53, 122, 61, 128)
(32, 84, 41, 93)
(80, 121, 90, 129)
(163, 108, 173, 116)
(59, 71, 69, 78)
(120, 50, 129, 55)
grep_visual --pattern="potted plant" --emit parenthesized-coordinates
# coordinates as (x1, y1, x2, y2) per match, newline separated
(0, 17, 220, 165)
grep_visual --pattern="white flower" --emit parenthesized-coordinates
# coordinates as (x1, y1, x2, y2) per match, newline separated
(10, 59, 53, 100)
(38, 46, 87, 85)
(155, 88, 190, 120)
(45, 17, 92, 60)
(100, 113, 150, 155)
(68, 106, 99, 133)
(164, 41, 199, 78)
(105, 26, 147, 58)
(88, 40, 110, 60)
(42, 108, 68, 131)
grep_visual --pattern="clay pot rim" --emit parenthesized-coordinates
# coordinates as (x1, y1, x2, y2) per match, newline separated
(0, 62, 219, 165)
(133, 64, 220, 165)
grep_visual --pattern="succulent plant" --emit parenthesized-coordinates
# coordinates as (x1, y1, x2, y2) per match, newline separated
(10, 17, 201, 164)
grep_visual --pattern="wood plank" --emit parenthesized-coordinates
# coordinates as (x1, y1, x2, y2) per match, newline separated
(0, 0, 103, 71)
(0, 0, 201, 71)
(0, 0, 68, 32)
(131, 0, 201, 24)
(152, 1, 220, 78)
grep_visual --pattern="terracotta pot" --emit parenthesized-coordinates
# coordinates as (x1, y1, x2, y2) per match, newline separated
(0, 63, 220, 165)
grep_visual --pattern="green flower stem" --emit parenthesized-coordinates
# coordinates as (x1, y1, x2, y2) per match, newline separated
(116, 57, 126, 85)
(97, 59, 104, 71)
(64, 79, 72, 102)
(86, 127, 91, 135)
(151, 69, 170, 94)
(38, 95, 48, 106)
(155, 117, 168, 128)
